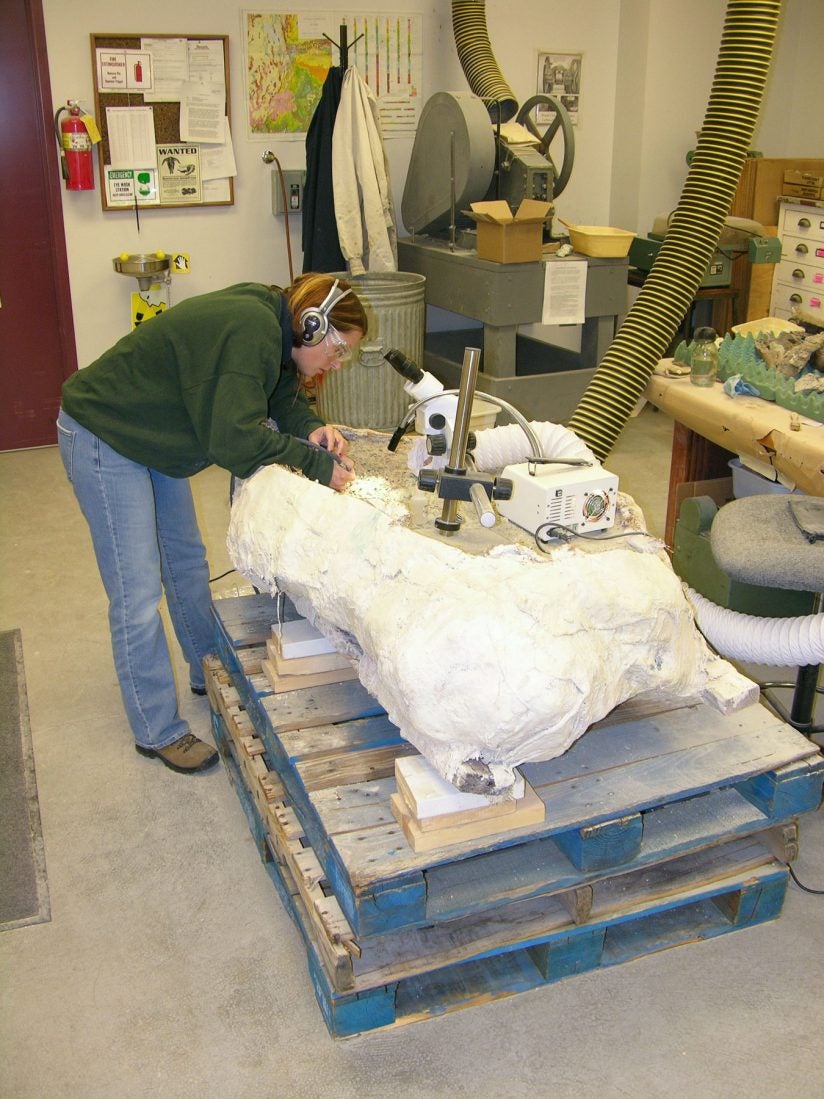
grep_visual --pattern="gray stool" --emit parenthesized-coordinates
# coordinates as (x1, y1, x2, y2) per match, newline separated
(710, 494, 824, 736)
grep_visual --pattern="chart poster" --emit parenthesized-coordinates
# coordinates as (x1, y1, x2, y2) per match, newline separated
(243, 10, 422, 136)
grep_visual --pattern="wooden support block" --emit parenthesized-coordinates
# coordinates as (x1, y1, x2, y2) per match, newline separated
(249, 755, 268, 781)
(559, 885, 594, 925)
(271, 803, 304, 842)
(273, 617, 337, 659)
(395, 754, 524, 827)
(293, 847, 325, 888)
(218, 683, 241, 710)
(259, 772, 282, 802)
(267, 638, 355, 677)
(710, 873, 787, 927)
(261, 658, 359, 695)
(763, 821, 799, 864)
(737, 759, 824, 819)
(315, 894, 361, 956)
(390, 780, 545, 853)
(527, 927, 606, 982)
(553, 814, 644, 872)
(237, 646, 264, 675)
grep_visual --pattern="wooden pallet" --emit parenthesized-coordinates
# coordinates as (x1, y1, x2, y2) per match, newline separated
(211, 597, 824, 940)
(210, 680, 792, 1039)
(209, 596, 823, 1036)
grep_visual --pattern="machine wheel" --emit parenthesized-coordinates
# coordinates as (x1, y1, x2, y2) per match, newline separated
(515, 95, 575, 197)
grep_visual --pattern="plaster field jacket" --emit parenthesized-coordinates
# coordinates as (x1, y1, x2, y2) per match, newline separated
(332, 66, 398, 276)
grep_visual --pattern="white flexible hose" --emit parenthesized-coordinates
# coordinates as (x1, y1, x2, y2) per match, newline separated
(407, 420, 596, 474)
(687, 587, 824, 666)
(471, 420, 597, 470)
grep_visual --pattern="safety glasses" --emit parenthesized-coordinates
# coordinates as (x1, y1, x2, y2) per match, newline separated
(324, 326, 353, 363)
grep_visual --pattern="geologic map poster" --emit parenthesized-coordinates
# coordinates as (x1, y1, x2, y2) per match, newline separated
(243, 11, 422, 136)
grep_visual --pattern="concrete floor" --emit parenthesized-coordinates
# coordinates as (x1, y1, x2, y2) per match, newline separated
(1, 405, 822, 1099)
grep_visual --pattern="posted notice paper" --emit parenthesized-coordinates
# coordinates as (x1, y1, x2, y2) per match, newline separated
(542, 259, 587, 325)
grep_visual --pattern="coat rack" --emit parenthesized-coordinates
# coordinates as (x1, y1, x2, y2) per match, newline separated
(323, 23, 364, 71)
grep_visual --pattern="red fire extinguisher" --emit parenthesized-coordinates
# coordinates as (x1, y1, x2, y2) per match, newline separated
(55, 101, 94, 191)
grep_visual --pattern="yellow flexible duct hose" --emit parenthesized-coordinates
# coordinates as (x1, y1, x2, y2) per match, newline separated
(452, 0, 518, 122)
(567, 0, 782, 460)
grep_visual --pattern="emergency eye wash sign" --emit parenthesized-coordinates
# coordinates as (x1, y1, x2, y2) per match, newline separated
(105, 167, 160, 207)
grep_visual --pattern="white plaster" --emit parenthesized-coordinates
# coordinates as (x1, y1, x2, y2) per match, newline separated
(227, 456, 757, 795)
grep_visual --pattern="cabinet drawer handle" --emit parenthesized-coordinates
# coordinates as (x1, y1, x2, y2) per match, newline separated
(792, 268, 806, 280)
(797, 217, 811, 229)
(795, 243, 809, 255)
(789, 293, 803, 303)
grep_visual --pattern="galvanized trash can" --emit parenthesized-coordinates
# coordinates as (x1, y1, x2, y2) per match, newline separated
(316, 271, 426, 431)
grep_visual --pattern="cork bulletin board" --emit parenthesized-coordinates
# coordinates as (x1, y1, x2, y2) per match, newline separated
(90, 33, 233, 212)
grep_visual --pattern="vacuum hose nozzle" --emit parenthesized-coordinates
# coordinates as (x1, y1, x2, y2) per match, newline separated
(384, 348, 425, 384)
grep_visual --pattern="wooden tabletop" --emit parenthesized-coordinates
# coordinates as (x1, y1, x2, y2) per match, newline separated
(644, 367, 824, 496)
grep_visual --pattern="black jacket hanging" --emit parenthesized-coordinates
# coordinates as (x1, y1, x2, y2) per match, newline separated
(302, 66, 346, 273)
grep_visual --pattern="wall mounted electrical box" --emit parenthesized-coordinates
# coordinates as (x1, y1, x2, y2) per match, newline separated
(271, 169, 306, 215)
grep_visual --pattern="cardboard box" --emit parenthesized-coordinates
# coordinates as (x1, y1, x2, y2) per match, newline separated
(783, 169, 823, 199)
(674, 476, 734, 518)
(466, 199, 551, 264)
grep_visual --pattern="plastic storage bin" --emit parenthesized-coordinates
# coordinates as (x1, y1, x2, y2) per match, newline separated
(729, 458, 800, 498)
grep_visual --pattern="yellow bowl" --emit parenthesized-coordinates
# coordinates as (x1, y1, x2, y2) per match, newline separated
(565, 225, 635, 258)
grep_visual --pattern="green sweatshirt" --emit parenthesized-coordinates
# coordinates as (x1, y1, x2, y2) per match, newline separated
(61, 282, 334, 483)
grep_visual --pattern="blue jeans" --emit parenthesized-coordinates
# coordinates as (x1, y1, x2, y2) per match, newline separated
(57, 410, 215, 750)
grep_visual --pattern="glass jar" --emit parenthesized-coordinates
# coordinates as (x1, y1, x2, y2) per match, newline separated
(690, 327, 718, 387)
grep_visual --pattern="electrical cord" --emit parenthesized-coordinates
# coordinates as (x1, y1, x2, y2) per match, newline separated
(270, 155, 295, 283)
(209, 568, 237, 584)
(534, 522, 663, 554)
(787, 863, 824, 896)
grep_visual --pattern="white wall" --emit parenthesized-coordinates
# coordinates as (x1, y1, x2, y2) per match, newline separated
(755, 0, 824, 153)
(619, 0, 824, 237)
(42, 0, 452, 367)
(43, 0, 824, 368)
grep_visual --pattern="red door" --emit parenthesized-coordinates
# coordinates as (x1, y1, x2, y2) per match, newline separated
(0, 0, 77, 451)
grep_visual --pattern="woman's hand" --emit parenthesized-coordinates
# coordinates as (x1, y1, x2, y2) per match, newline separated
(306, 426, 353, 491)
(308, 424, 348, 459)
(329, 459, 355, 493)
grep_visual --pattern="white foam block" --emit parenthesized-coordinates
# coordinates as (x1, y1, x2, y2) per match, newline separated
(277, 618, 337, 659)
(396, 754, 525, 819)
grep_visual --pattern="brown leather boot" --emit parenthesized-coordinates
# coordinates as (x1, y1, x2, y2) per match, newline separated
(136, 733, 219, 773)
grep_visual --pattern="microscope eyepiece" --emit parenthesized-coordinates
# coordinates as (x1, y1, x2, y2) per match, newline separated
(384, 348, 425, 384)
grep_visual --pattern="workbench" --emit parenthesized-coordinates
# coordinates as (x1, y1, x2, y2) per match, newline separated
(397, 237, 628, 423)
(644, 368, 824, 548)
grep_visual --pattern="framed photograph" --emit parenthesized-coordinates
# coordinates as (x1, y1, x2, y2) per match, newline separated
(536, 51, 582, 126)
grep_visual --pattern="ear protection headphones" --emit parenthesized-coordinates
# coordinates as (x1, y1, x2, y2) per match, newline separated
(298, 279, 353, 346)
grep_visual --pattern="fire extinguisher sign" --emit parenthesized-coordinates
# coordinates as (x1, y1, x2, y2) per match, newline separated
(96, 49, 153, 93)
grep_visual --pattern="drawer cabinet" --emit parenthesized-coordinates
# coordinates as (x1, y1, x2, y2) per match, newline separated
(770, 200, 824, 323)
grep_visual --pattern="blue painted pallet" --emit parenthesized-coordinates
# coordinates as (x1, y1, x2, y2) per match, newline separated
(209, 687, 790, 1039)
(211, 597, 823, 938)
(211, 598, 823, 934)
